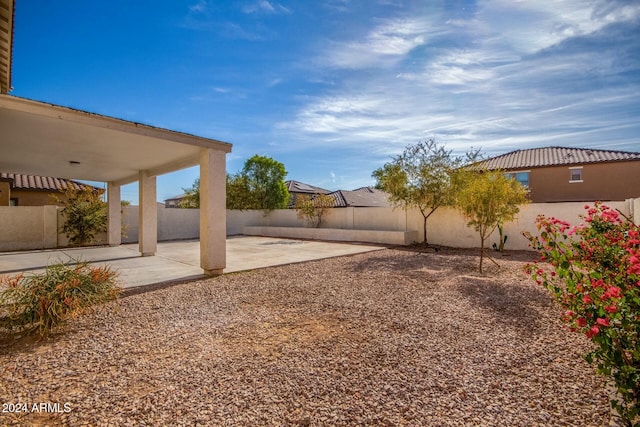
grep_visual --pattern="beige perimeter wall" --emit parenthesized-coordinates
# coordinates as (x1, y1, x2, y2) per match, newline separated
(2, 199, 640, 252)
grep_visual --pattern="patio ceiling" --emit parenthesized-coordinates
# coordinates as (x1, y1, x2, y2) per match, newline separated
(0, 95, 232, 185)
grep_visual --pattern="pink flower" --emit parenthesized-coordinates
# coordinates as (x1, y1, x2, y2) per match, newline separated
(603, 286, 622, 299)
(582, 295, 593, 304)
(586, 325, 600, 339)
(576, 318, 587, 327)
(604, 305, 618, 313)
(596, 318, 610, 327)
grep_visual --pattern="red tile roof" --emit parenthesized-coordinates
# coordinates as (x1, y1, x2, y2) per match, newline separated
(478, 146, 640, 170)
(0, 173, 100, 191)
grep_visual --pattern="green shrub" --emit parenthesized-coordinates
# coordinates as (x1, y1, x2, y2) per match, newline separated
(525, 203, 639, 426)
(0, 260, 121, 336)
(53, 187, 108, 246)
(294, 193, 334, 228)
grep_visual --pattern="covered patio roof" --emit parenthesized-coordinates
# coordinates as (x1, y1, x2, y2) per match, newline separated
(0, 95, 231, 185)
(0, 0, 232, 276)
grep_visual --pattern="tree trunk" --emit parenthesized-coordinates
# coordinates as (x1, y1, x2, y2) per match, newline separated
(479, 234, 485, 273)
(423, 215, 428, 245)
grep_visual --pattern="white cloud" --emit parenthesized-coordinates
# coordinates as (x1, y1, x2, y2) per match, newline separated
(476, 0, 640, 54)
(321, 17, 435, 69)
(243, 1, 291, 15)
(273, 0, 640, 170)
(189, 0, 208, 13)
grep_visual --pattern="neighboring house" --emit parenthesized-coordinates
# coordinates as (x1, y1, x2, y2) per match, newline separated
(286, 180, 331, 207)
(287, 180, 391, 208)
(165, 193, 188, 208)
(327, 187, 390, 207)
(477, 146, 640, 203)
(0, 172, 103, 206)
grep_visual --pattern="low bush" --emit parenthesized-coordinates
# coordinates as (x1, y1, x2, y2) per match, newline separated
(0, 259, 120, 337)
(524, 203, 639, 426)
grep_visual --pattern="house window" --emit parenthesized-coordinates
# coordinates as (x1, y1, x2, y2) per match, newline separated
(505, 171, 530, 188)
(9, 198, 17, 206)
(569, 167, 583, 183)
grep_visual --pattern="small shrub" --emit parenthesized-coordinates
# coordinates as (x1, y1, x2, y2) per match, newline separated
(295, 193, 334, 228)
(53, 187, 108, 246)
(0, 260, 121, 337)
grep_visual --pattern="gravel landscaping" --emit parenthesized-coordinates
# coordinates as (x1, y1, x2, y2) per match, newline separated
(0, 247, 610, 426)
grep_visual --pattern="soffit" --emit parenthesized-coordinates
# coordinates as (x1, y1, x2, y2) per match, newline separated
(0, 95, 232, 185)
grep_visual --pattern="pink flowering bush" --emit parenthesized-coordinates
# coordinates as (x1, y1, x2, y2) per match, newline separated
(524, 202, 639, 426)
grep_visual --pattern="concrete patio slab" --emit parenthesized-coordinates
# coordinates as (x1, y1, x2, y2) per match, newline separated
(0, 236, 385, 288)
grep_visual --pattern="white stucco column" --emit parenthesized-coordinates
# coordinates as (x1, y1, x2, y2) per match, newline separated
(107, 182, 121, 246)
(200, 148, 226, 276)
(138, 170, 157, 256)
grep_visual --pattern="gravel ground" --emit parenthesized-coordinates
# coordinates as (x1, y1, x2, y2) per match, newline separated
(0, 248, 610, 426)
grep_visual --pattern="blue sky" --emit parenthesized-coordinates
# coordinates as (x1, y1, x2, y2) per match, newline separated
(10, 0, 640, 202)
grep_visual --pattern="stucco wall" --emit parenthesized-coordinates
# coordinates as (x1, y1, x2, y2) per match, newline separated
(229, 200, 632, 250)
(528, 161, 640, 202)
(122, 205, 202, 243)
(0, 205, 57, 251)
(2, 200, 638, 252)
(8, 190, 62, 206)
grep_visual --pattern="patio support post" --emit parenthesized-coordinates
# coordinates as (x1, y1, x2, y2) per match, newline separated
(200, 148, 226, 276)
(107, 182, 121, 246)
(138, 170, 157, 256)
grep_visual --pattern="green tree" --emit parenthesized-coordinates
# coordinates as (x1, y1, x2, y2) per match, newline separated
(294, 193, 335, 228)
(457, 170, 529, 272)
(226, 173, 250, 210)
(180, 155, 290, 211)
(372, 139, 478, 245)
(178, 178, 200, 208)
(240, 154, 290, 211)
(52, 187, 108, 246)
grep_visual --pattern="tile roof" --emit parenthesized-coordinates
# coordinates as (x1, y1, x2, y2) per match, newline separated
(478, 146, 640, 170)
(0, 173, 100, 192)
(165, 193, 188, 201)
(327, 187, 390, 208)
(287, 180, 391, 208)
(285, 180, 330, 194)
(343, 187, 390, 207)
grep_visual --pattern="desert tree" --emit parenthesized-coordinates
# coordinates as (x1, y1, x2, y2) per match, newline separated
(372, 139, 479, 245)
(456, 169, 529, 272)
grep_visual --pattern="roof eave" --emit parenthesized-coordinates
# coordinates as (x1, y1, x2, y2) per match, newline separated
(0, 0, 14, 94)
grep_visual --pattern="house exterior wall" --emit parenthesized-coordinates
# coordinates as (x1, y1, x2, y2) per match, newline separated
(525, 161, 640, 202)
(7, 189, 62, 206)
(0, 181, 10, 205)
